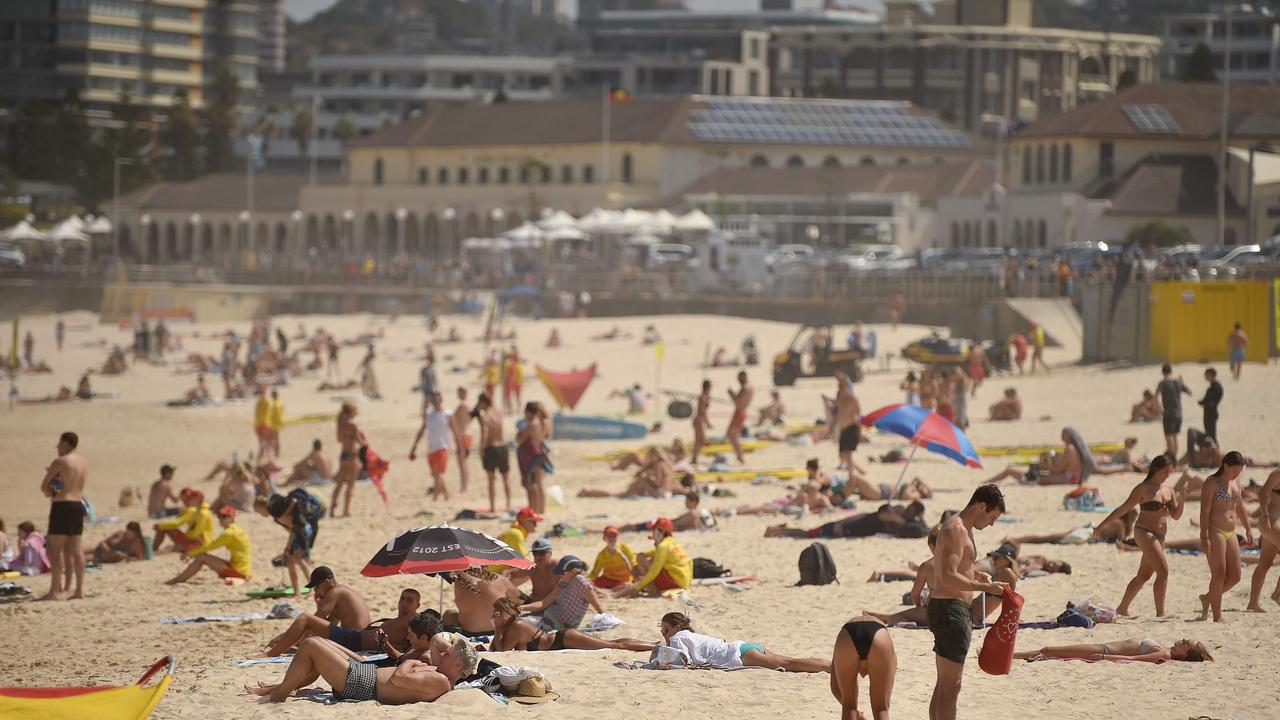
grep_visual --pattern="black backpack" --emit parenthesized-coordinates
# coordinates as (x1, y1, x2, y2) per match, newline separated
(796, 542, 839, 586)
(692, 557, 731, 579)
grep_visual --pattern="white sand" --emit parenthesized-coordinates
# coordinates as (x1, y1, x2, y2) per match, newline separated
(0, 310, 1276, 719)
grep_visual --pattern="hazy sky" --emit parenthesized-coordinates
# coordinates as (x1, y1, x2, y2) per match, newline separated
(283, 0, 890, 22)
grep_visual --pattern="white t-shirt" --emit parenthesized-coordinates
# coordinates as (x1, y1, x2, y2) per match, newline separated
(666, 630, 743, 668)
(425, 409, 454, 453)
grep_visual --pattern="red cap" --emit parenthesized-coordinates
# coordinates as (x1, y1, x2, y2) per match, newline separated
(216, 506, 236, 519)
(516, 508, 543, 522)
(179, 486, 197, 498)
(649, 517, 674, 537)
(603, 525, 620, 537)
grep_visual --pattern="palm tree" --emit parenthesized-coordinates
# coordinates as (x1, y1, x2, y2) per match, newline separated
(291, 104, 314, 160)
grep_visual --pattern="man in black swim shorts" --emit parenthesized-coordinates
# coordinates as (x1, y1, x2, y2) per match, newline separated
(40, 431, 89, 601)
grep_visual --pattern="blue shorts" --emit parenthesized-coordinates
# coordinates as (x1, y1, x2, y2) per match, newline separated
(739, 642, 765, 658)
(1230, 347, 1245, 364)
(329, 623, 364, 652)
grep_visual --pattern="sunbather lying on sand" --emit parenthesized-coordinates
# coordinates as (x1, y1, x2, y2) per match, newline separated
(489, 597, 654, 652)
(1013, 638, 1212, 663)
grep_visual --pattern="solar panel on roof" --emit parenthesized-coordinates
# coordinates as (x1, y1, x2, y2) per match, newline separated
(1123, 104, 1180, 134)
(688, 98, 968, 148)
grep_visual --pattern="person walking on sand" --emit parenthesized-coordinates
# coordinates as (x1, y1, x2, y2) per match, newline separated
(1227, 322, 1247, 380)
(39, 431, 88, 601)
(475, 393, 511, 513)
(833, 369, 864, 475)
(929, 484, 1008, 720)
(410, 392, 453, 502)
(1199, 452, 1252, 623)
(358, 345, 380, 399)
(55, 318, 64, 353)
(268, 389, 285, 459)
(1095, 455, 1184, 617)
(888, 292, 905, 330)
(418, 346, 438, 416)
(254, 385, 272, 460)
(1246, 469, 1280, 612)
(517, 402, 553, 514)
(1156, 364, 1191, 458)
(325, 334, 340, 379)
(691, 380, 712, 464)
(1199, 368, 1223, 444)
(726, 371, 753, 464)
(451, 388, 472, 494)
(333, 402, 366, 517)
(1029, 323, 1050, 374)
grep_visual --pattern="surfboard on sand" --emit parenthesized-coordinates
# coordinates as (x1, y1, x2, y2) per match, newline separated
(246, 586, 312, 599)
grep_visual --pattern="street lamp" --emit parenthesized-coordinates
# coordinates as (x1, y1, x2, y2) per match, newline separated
(139, 213, 151, 263)
(112, 158, 134, 263)
(490, 207, 506, 235)
(395, 207, 408, 259)
(442, 207, 456, 265)
(342, 209, 354, 259)
(238, 210, 251, 267)
(291, 210, 304, 266)
(980, 112, 1009, 248)
(189, 213, 201, 261)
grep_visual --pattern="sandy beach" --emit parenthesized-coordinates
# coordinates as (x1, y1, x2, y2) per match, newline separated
(0, 310, 1276, 719)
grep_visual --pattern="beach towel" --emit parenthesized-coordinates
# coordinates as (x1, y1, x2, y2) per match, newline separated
(163, 613, 269, 624)
(979, 587, 1024, 675)
(580, 613, 625, 633)
(234, 652, 387, 668)
(1063, 427, 1097, 483)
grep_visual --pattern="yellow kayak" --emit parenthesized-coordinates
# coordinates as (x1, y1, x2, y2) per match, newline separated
(283, 413, 337, 426)
(0, 656, 174, 720)
(691, 467, 807, 482)
(976, 442, 1123, 458)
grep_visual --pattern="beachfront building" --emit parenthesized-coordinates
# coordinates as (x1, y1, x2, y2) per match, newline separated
(936, 83, 1280, 250)
(769, 0, 1162, 131)
(113, 94, 985, 264)
(0, 0, 259, 120)
(1161, 4, 1280, 84)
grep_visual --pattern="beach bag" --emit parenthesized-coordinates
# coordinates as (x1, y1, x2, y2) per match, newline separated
(667, 400, 692, 419)
(286, 488, 324, 525)
(692, 557, 730, 579)
(795, 542, 838, 586)
(978, 587, 1025, 676)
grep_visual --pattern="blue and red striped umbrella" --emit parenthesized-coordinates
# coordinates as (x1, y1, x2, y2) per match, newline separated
(861, 403, 982, 469)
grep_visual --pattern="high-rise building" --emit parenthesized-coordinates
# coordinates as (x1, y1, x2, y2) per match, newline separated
(0, 0, 258, 120)
(1161, 4, 1280, 84)
(257, 0, 285, 74)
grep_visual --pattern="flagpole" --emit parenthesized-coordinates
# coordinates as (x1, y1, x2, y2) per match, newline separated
(601, 85, 610, 187)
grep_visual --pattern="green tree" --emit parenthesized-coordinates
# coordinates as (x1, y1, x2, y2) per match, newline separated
(291, 104, 314, 160)
(332, 117, 359, 143)
(1181, 42, 1218, 83)
(163, 91, 202, 181)
(1125, 220, 1195, 248)
(203, 69, 241, 173)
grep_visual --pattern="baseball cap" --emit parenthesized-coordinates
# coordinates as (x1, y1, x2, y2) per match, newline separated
(649, 517, 674, 538)
(216, 506, 236, 519)
(602, 525, 620, 538)
(530, 538, 553, 553)
(517, 508, 544, 522)
(987, 543, 1017, 561)
(305, 566, 335, 589)
(553, 555, 586, 575)
(160, 464, 175, 476)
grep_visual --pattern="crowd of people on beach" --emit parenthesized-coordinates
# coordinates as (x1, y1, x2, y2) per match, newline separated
(8, 313, 1276, 720)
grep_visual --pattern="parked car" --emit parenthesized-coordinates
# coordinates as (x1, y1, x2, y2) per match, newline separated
(0, 241, 26, 270)
(646, 243, 695, 269)
(1200, 244, 1259, 279)
(833, 243, 905, 271)
(766, 243, 816, 267)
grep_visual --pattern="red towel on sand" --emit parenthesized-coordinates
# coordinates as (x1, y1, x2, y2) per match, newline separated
(979, 588, 1025, 675)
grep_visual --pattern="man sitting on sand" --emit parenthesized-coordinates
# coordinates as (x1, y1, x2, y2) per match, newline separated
(1131, 390, 1162, 423)
(148, 464, 181, 518)
(248, 634, 476, 704)
(283, 439, 333, 486)
(756, 389, 786, 426)
(262, 566, 374, 656)
(84, 522, 148, 564)
(579, 447, 675, 499)
(440, 568, 522, 636)
(165, 506, 252, 585)
(766, 502, 930, 539)
(985, 427, 1094, 486)
(989, 388, 1022, 421)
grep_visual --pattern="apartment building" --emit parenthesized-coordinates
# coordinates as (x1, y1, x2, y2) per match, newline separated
(1161, 4, 1280, 84)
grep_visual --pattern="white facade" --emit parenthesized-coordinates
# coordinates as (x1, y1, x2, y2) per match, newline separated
(1162, 7, 1280, 84)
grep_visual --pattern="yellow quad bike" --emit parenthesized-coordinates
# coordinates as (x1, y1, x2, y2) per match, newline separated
(772, 324, 864, 387)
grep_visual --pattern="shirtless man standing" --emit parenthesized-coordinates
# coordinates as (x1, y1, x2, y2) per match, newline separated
(451, 387, 472, 494)
(833, 369, 865, 476)
(334, 403, 365, 518)
(148, 464, 181, 518)
(39, 431, 88, 601)
(726, 371, 753, 464)
(929, 484, 1008, 720)
(475, 393, 511, 513)
(263, 566, 374, 656)
(691, 380, 712, 465)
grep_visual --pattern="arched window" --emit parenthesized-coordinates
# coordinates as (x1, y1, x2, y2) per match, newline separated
(621, 153, 633, 184)
(986, 219, 997, 246)
(1035, 145, 1045, 184)
(1049, 144, 1059, 183)
(1037, 219, 1047, 247)
(417, 167, 428, 185)
(896, 157, 910, 166)
(962, 222, 972, 247)
(373, 157, 384, 185)
(582, 164, 595, 183)
(822, 156, 840, 168)
(1022, 146, 1032, 184)
(860, 156, 876, 166)
(750, 154, 769, 168)
(1012, 220, 1022, 246)
(951, 222, 959, 247)
(1063, 144, 1073, 182)
(786, 155, 804, 168)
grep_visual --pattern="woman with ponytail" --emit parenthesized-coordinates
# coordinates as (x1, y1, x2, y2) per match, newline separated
(1096, 455, 1184, 617)
(1199, 451, 1252, 622)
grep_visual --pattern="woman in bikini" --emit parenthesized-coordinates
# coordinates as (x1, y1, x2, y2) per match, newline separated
(1199, 451, 1253, 622)
(489, 597, 653, 653)
(1247, 468, 1280, 612)
(830, 615, 895, 720)
(1095, 455, 1184, 617)
(1012, 638, 1212, 663)
(656, 612, 829, 672)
